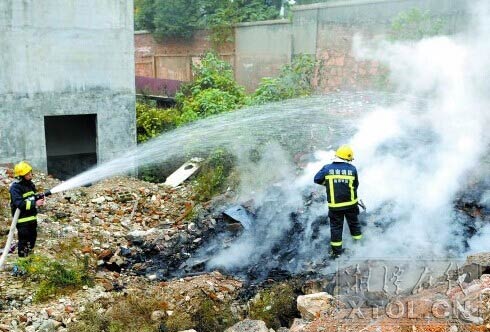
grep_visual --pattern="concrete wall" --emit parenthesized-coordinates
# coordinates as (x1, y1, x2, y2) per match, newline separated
(235, 19, 292, 91)
(0, 0, 136, 173)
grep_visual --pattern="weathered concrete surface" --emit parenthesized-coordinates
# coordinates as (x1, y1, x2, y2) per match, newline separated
(235, 19, 292, 92)
(0, 0, 136, 175)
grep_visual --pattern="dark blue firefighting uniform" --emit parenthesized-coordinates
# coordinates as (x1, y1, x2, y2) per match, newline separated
(314, 160, 362, 256)
(9, 179, 39, 257)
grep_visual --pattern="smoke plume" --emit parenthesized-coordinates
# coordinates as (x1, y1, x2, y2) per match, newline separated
(208, 1, 490, 272)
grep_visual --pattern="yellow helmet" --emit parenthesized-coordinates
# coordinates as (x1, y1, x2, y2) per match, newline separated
(335, 145, 354, 161)
(14, 161, 33, 177)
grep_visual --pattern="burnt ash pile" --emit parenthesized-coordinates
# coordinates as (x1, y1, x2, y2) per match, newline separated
(124, 179, 489, 285)
(125, 187, 334, 283)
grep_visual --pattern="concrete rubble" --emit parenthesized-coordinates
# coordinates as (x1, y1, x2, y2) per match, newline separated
(0, 167, 489, 331)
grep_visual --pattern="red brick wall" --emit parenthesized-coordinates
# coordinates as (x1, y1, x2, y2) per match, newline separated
(313, 25, 387, 93)
(134, 30, 235, 82)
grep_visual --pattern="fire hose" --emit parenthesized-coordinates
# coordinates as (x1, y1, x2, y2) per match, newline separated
(0, 208, 20, 270)
(358, 199, 366, 211)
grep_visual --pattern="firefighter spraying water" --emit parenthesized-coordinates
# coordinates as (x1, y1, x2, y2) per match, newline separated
(0, 162, 53, 270)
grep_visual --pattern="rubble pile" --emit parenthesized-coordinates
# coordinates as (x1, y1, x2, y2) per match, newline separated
(0, 170, 232, 331)
(0, 166, 489, 332)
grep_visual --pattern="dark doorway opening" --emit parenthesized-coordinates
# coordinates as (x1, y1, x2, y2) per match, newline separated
(44, 114, 97, 180)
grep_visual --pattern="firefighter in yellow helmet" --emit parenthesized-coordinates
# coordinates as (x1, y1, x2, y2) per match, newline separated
(9, 161, 45, 257)
(314, 145, 362, 259)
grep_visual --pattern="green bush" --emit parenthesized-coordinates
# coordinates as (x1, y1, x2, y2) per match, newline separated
(248, 283, 298, 330)
(390, 8, 445, 41)
(176, 52, 245, 124)
(136, 102, 180, 143)
(252, 54, 316, 105)
(17, 254, 93, 302)
(180, 89, 240, 124)
(194, 149, 236, 202)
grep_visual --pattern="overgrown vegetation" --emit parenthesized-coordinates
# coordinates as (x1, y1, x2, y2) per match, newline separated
(135, 52, 315, 187)
(68, 294, 164, 332)
(161, 298, 237, 332)
(135, 0, 280, 44)
(252, 54, 316, 104)
(69, 293, 238, 332)
(390, 8, 445, 41)
(136, 102, 180, 143)
(193, 149, 236, 202)
(177, 53, 246, 124)
(135, 52, 317, 146)
(16, 254, 93, 302)
(205, 0, 280, 47)
(248, 283, 299, 330)
(0, 185, 10, 219)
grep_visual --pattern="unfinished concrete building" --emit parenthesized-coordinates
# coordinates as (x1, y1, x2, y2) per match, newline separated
(0, 0, 136, 180)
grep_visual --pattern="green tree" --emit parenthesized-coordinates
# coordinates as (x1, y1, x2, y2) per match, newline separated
(135, 0, 280, 41)
(135, 0, 201, 39)
(390, 8, 445, 41)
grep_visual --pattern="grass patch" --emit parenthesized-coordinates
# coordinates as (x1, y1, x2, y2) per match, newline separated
(194, 149, 236, 202)
(161, 298, 238, 332)
(16, 254, 93, 302)
(248, 283, 299, 330)
(69, 294, 166, 332)
(69, 293, 237, 332)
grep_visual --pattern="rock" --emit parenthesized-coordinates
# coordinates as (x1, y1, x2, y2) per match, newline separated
(91, 197, 106, 204)
(224, 319, 269, 332)
(101, 280, 114, 291)
(0, 324, 10, 332)
(289, 318, 308, 332)
(297, 292, 335, 321)
(277, 328, 290, 332)
(151, 310, 165, 321)
(178, 330, 198, 332)
(98, 249, 114, 261)
(38, 319, 56, 332)
(81, 246, 92, 254)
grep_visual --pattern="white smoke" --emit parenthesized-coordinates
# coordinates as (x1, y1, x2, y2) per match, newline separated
(207, 1, 490, 272)
(349, 1, 490, 257)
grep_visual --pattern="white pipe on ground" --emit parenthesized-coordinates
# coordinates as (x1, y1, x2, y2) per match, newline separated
(0, 208, 20, 270)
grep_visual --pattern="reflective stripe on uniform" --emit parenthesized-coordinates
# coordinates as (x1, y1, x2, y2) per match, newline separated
(352, 234, 363, 240)
(330, 241, 342, 247)
(328, 178, 336, 205)
(22, 191, 35, 198)
(18, 216, 37, 223)
(324, 174, 357, 208)
(26, 199, 31, 210)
